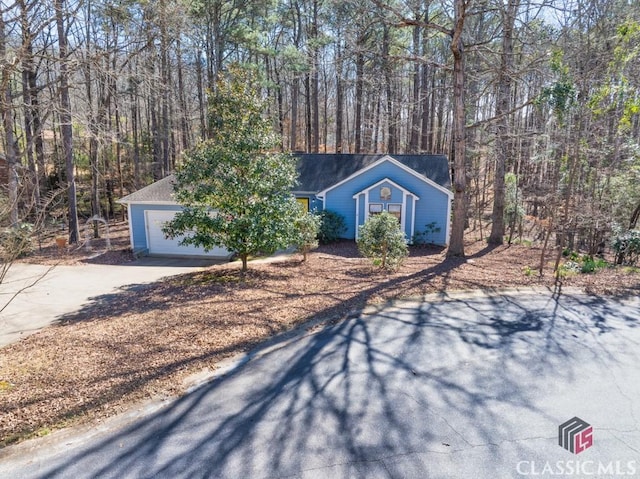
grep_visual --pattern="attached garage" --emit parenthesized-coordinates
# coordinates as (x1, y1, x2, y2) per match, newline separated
(118, 176, 233, 260)
(145, 210, 231, 258)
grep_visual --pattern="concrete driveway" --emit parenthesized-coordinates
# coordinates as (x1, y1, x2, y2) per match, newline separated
(0, 258, 222, 347)
(1, 290, 638, 478)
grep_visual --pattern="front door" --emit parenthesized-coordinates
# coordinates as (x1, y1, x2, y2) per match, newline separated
(353, 178, 418, 241)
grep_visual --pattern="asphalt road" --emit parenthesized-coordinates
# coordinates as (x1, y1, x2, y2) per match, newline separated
(1, 289, 639, 478)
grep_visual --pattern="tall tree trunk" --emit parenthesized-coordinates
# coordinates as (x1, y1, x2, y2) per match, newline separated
(489, 0, 519, 245)
(335, 47, 344, 153)
(1, 10, 18, 225)
(554, 128, 579, 276)
(372, 89, 382, 152)
(160, 1, 171, 176)
(438, 73, 448, 153)
(129, 59, 141, 189)
(429, 73, 438, 151)
(212, 2, 224, 81)
(22, 67, 38, 205)
(290, 0, 303, 151)
(383, 25, 397, 154)
(354, 50, 364, 153)
(420, 60, 431, 152)
(83, 2, 100, 235)
(419, 0, 432, 152)
(271, 56, 285, 144)
(290, 76, 299, 150)
(177, 38, 190, 151)
(304, 73, 311, 151)
(629, 201, 640, 230)
(196, 49, 207, 140)
(27, 50, 45, 191)
(110, 44, 124, 217)
(55, 0, 80, 243)
(147, 54, 162, 180)
(150, 97, 161, 180)
(205, 23, 215, 91)
(19, 0, 40, 208)
(108, 48, 120, 218)
(447, 0, 468, 257)
(409, 20, 421, 152)
(310, 0, 320, 153)
(322, 65, 328, 152)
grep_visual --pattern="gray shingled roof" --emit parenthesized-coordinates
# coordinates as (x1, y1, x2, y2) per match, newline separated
(293, 154, 451, 193)
(118, 154, 451, 203)
(118, 175, 177, 203)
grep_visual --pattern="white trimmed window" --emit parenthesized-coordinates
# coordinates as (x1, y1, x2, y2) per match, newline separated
(369, 203, 383, 216)
(387, 203, 402, 223)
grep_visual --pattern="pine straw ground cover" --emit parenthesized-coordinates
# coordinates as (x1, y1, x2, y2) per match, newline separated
(18, 221, 135, 266)
(1, 240, 639, 447)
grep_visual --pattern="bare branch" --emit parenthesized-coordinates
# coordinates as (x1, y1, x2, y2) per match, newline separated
(369, 0, 453, 37)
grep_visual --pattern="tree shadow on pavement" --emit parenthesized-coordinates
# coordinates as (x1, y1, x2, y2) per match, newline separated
(28, 285, 640, 478)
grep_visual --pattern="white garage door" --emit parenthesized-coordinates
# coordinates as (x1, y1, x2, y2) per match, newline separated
(145, 210, 231, 258)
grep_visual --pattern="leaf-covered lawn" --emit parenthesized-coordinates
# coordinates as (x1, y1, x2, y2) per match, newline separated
(1, 240, 638, 447)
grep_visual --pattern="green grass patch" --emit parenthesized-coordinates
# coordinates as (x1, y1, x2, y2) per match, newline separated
(512, 239, 533, 247)
(1, 427, 50, 448)
(0, 380, 13, 392)
(36, 427, 51, 437)
(560, 251, 610, 275)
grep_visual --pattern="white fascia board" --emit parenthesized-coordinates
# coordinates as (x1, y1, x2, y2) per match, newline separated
(320, 155, 453, 199)
(116, 200, 179, 205)
(353, 177, 420, 201)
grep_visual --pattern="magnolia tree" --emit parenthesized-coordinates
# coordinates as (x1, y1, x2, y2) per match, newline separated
(164, 69, 300, 272)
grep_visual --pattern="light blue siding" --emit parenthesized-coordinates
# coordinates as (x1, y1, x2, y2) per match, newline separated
(413, 195, 449, 245)
(129, 203, 183, 251)
(327, 196, 358, 238)
(323, 160, 450, 245)
(310, 197, 323, 212)
(369, 181, 403, 203)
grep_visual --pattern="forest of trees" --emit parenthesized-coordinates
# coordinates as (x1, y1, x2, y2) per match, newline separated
(1, 0, 639, 260)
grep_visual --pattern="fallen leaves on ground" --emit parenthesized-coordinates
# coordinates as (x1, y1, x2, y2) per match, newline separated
(1, 240, 638, 446)
(18, 221, 134, 266)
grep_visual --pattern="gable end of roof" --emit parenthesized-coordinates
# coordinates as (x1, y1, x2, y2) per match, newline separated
(118, 174, 177, 204)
